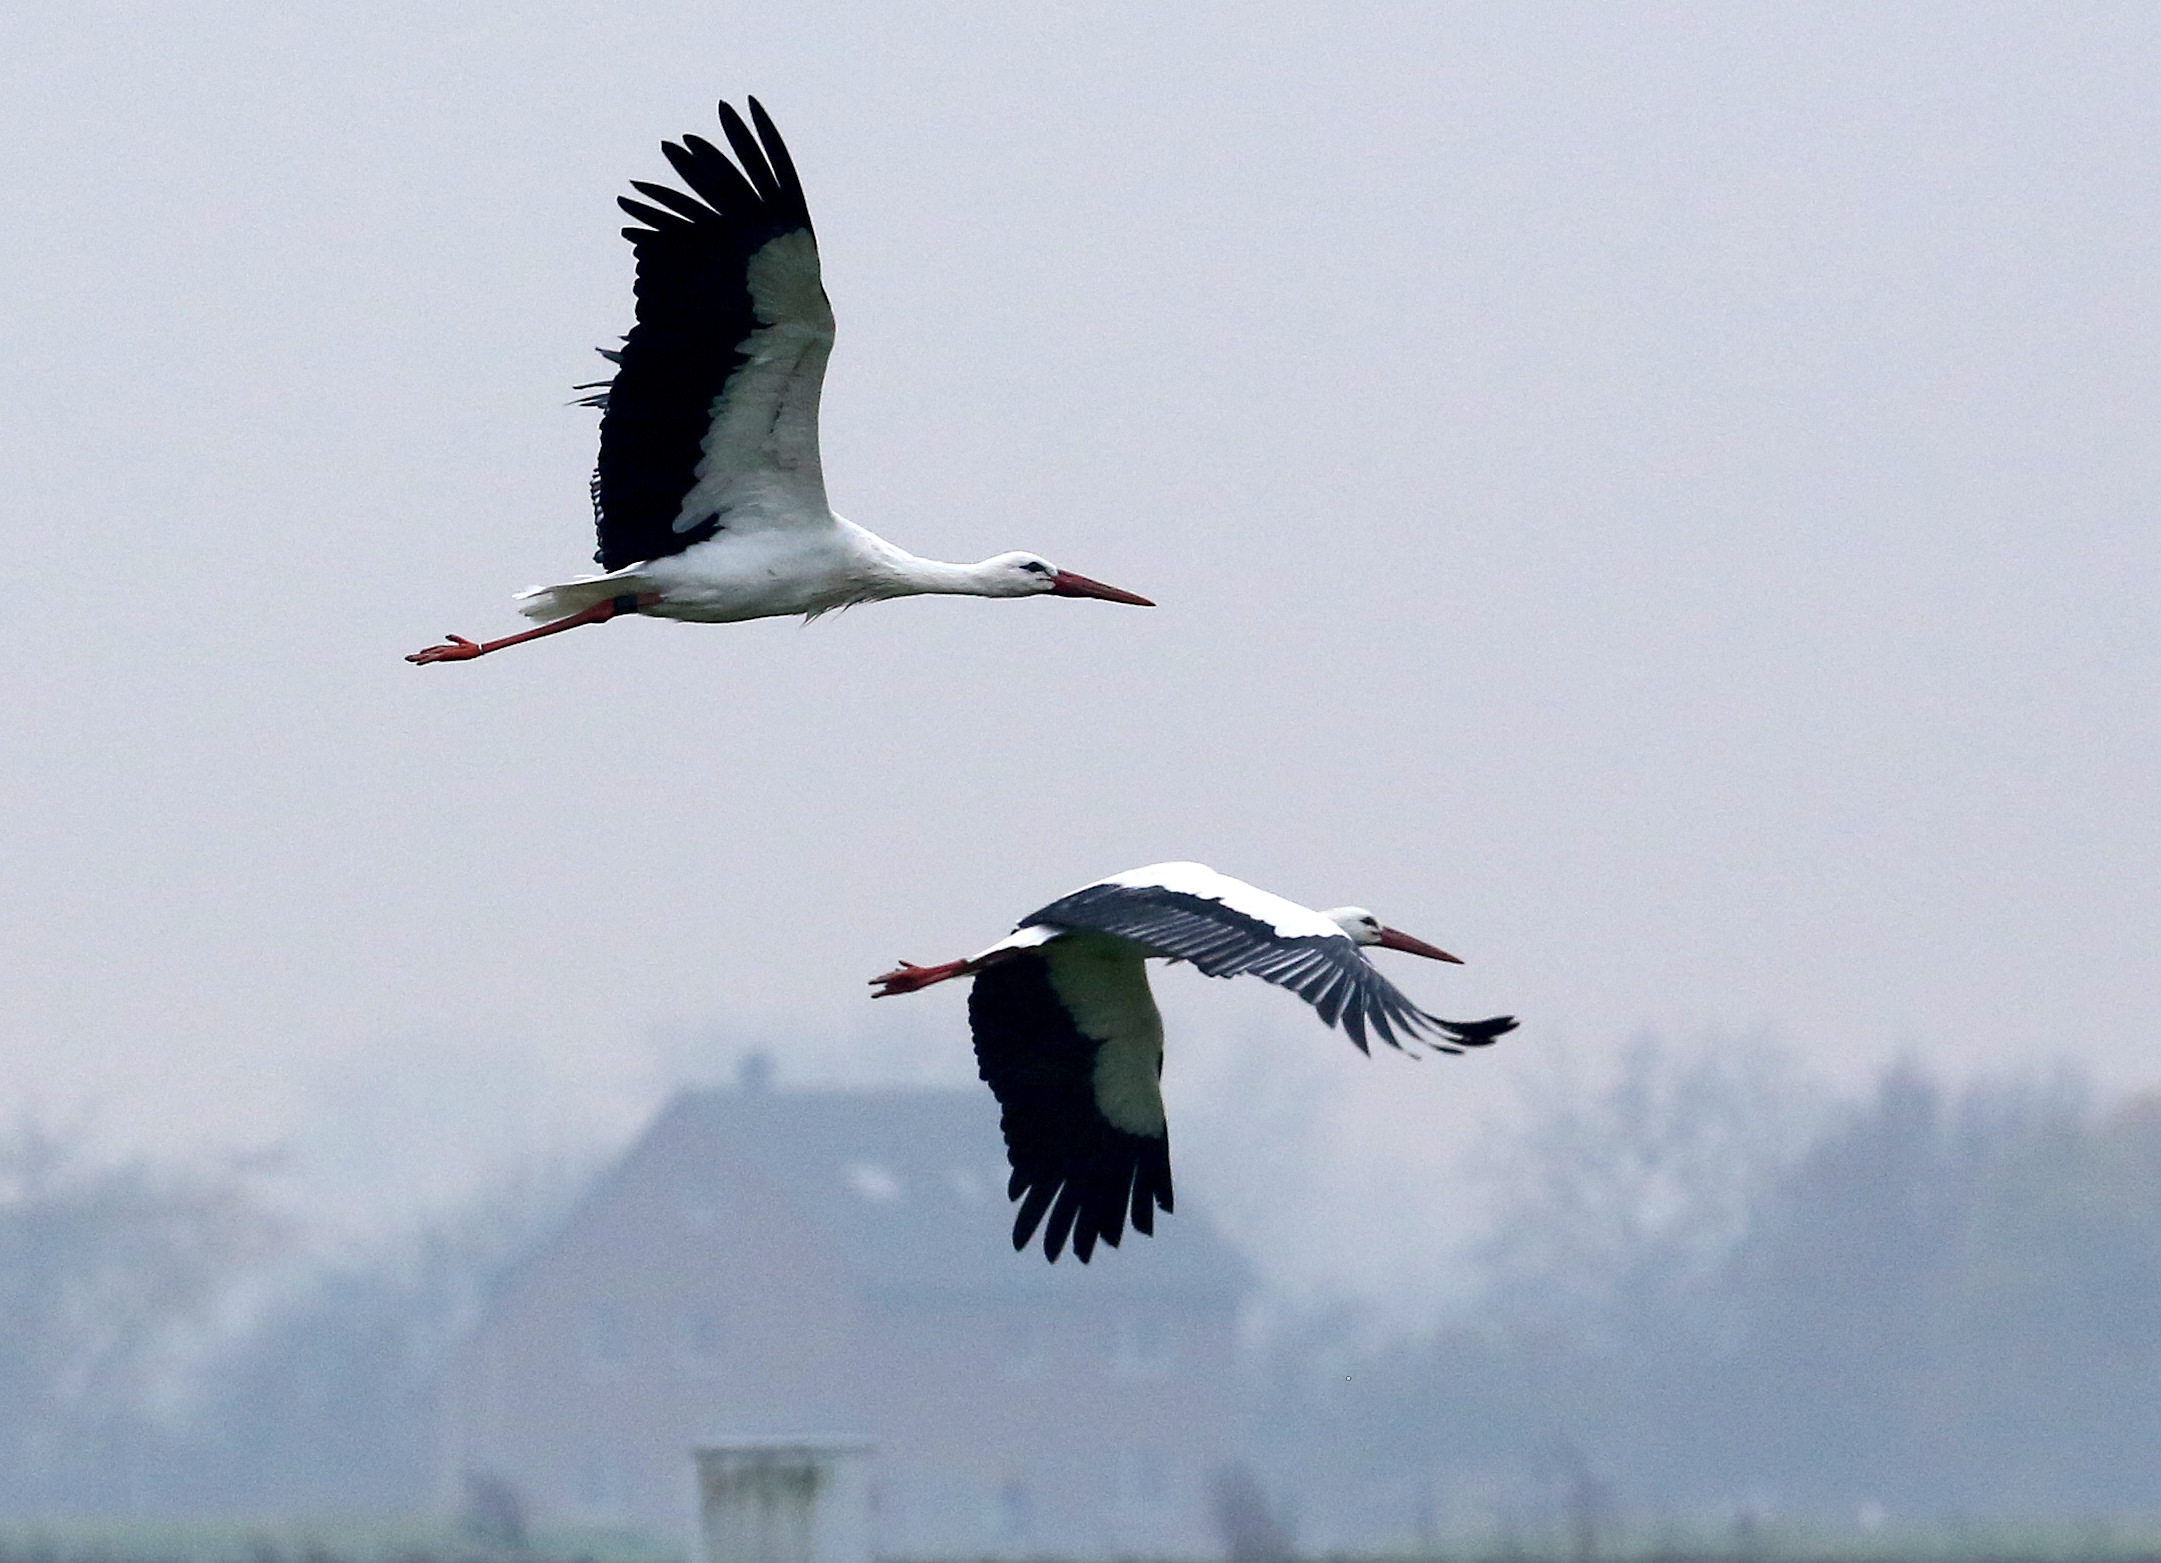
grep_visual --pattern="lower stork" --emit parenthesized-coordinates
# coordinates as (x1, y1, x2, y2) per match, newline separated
(871, 862, 1517, 1263)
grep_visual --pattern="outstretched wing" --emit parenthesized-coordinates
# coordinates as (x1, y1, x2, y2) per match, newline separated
(967, 941, 1175, 1264)
(585, 98, 834, 572)
(1020, 862, 1516, 1056)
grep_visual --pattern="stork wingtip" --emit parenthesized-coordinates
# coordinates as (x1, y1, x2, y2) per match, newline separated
(1444, 1014, 1520, 1048)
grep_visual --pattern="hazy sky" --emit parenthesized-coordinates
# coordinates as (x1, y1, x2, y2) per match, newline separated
(2, 3, 2155, 1310)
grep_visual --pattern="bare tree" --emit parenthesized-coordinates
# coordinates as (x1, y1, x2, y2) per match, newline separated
(0, 1114, 282, 1511)
(1212, 1463, 1297, 1563)
(181, 1154, 591, 1513)
(1473, 1032, 1815, 1343)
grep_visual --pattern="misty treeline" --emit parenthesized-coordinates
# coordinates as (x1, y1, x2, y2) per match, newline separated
(1248, 1039, 2161, 1544)
(0, 1120, 574, 1519)
(4, 1042, 2161, 1534)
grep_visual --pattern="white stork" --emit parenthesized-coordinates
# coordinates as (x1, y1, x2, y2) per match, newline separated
(408, 99, 1150, 666)
(870, 862, 1517, 1263)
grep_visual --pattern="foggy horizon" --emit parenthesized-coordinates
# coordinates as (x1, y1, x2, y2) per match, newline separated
(4, 0, 2157, 1333)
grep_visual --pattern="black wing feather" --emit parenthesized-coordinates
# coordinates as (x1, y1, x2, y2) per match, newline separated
(968, 952, 1174, 1264)
(627, 180, 718, 224)
(748, 99, 808, 209)
(615, 198, 698, 235)
(1021, 883, 1518, 1056)
(666, 136, 765, 216)
(717, 101, 785, 203)
(587, 99, 822, 572)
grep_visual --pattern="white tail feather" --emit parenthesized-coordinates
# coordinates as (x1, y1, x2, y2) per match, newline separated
(514, 571, 651, 622)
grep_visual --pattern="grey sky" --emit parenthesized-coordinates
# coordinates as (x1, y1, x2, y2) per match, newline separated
(2, 4, 2154, 1305)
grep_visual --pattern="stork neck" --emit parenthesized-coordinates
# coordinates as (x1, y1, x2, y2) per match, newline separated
(840, 519, 1017, 599)
(860, 538, 1007, 598)
(887, 554, 993, 595)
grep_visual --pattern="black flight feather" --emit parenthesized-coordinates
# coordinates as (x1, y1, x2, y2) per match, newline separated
(968, 952, 1173, 1264)
(1019, 882, 1517, 1057)
(627, 180, 717, 224)
(717, 101, 784, 203)
(581, 99, 824, 572)
(666, 136, 763, 215)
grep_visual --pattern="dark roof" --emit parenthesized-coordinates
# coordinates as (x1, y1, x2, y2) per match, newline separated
(646, 1085, 1249, 1303)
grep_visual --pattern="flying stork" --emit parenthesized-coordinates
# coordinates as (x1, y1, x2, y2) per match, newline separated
(870, 862, 1517, 1263)
(408, 99, 1151, 666)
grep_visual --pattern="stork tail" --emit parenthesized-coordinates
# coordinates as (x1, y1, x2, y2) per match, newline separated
(514, 571, 655, 622)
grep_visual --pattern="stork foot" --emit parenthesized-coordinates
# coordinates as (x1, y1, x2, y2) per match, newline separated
(407, 635, 486, 664)
(404, 595, 660, 667)
(869, 959, 972, 998)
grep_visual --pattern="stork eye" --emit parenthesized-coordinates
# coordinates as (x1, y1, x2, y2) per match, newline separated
(1022, 561, 1050, 574)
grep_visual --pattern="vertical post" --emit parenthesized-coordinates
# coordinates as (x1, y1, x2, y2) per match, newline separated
(694, 1439, 874, 1563)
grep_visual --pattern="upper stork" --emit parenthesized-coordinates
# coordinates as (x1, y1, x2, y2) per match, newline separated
(409, 99, 1150, 666)
(871, 862, 1517, 1263)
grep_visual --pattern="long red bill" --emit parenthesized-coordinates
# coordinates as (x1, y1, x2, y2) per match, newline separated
(1376, 927, 1464, 963)
(1049, 570, 1155, 606)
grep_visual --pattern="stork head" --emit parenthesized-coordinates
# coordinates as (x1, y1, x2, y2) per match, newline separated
(975, 552, 1154, 605)
(1323, 907, 1464, 963)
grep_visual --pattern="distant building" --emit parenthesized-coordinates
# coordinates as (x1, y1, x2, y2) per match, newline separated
(436, 1067, 1249, 1556)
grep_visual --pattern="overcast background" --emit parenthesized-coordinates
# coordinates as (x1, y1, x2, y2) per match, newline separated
(1, 2, 2154, 1320)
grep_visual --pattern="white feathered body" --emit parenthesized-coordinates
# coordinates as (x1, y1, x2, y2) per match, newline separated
(515, 517, 994, 624)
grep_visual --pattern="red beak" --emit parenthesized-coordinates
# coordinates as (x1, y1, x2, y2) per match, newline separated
(1375, 927, 1463, 963)
(1049, 569, 1154, 606)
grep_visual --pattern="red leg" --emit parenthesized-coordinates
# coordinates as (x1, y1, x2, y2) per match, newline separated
(869, 958, 976, 998)
(406, 593, 660, 665)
